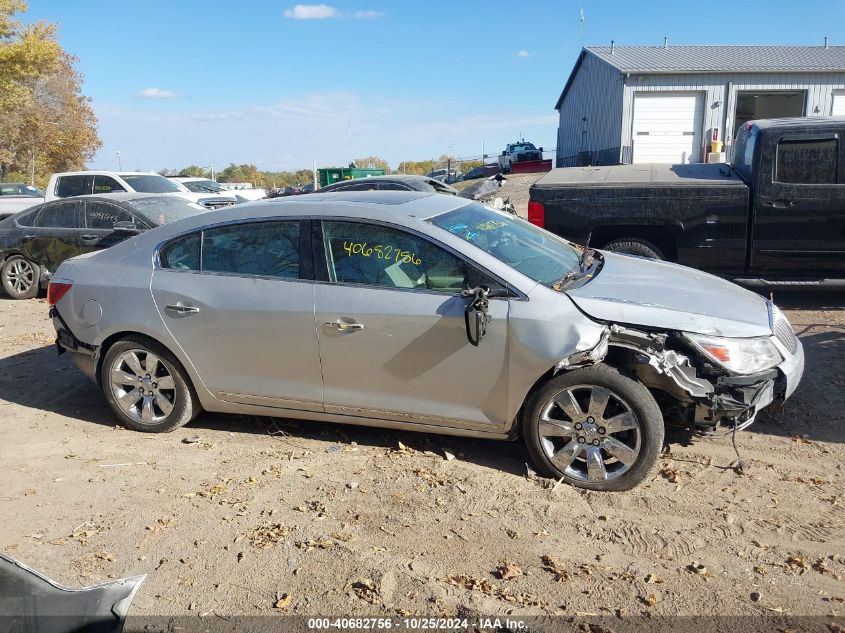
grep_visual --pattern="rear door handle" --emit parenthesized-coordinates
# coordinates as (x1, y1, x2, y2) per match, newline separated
(165, 303, 200, 315)
(324, 320, 364, 331)
(81, 234, 99, 240)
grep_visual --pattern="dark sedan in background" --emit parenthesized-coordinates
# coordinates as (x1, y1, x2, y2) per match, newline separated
(316, 174, 458, 195)
(0, 193, 208, 299)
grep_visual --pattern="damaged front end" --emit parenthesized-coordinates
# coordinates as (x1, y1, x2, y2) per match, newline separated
(556, 324, 781, 434)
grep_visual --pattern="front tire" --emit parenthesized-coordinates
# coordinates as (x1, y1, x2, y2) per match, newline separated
(603, 238, 664, 260)
(522, 364, 664, 491)
(102, 336, 200, 432)
(1, 255, 40, 299)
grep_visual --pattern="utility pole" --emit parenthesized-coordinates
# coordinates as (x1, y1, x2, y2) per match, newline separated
(115, 151, 122, 171)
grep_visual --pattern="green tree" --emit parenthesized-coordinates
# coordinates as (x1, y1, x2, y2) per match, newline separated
(352, 156, 390, 172)
(178, 164, 210, 178)
(0, 2, 99, 183)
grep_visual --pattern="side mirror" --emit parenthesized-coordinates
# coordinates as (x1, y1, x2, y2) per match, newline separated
(461, 286, 499, 346)
(539, 147, 544, 152)
(113, 221, 139, 233)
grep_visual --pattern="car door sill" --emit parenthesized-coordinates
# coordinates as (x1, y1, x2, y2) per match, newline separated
(217, 391, 324, 413)
(324, 403, 506, 435)
(214, 392, 510, 439)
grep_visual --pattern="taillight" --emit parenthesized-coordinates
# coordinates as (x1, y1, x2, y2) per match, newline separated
(48, 281, 72, 305)
(527, 200, 545, 227)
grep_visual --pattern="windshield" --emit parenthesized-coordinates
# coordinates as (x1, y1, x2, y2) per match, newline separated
(430, 203, 582, 285)
(732, 125, 757, 183)
(0, 183, 44, 197)
(182, 179, 224, 193)
(512, 143, 536, 152)
(126, 196, 208, 225)
(121, 174, 182, 193)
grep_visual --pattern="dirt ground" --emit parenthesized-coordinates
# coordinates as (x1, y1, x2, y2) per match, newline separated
(1, 259, 844, 622)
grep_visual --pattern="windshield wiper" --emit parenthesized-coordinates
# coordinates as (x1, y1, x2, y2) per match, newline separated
(551, 247, 599, 291)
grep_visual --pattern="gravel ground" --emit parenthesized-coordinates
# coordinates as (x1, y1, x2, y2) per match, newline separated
(0, 187, 843, 625)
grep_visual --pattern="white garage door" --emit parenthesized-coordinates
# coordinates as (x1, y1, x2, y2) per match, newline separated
(832, 91, 845, 116)
(632, 92, 704, 164)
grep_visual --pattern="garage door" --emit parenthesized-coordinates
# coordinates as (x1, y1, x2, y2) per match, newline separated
(832, 91, 845, 116)
(632, 92, 704, 164)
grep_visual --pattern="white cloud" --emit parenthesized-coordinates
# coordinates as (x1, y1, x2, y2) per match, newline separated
(283, 4, 339, 19)
(353, 10, 384, 18)
(516, 50, 530, 58)
(137, 87, 176, 99)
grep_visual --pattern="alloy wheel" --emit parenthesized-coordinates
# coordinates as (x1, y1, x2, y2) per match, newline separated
(109, 349, 176, 425)
(6, 258, 35, 295)
(538, 384, 641, 482)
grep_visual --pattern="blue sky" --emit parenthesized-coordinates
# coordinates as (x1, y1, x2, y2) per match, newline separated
(27, 0, 845, 172)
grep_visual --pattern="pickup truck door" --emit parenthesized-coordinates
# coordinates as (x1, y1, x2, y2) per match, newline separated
(751, 132, 845, 275)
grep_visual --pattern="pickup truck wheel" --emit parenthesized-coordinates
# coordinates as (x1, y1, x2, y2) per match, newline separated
(603, 238, 664, 260)
(1, 255, 40, 299)
(522, 364, 664, 492)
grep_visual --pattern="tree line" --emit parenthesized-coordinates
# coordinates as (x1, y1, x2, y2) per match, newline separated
(0, 1, 100, 188)
(161, 155, 487, 189)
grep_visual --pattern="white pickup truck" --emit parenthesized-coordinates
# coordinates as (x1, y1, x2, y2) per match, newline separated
(45, 171, 237, 209)
(0, 183, 46, 220)
(498, 140, 543, 172)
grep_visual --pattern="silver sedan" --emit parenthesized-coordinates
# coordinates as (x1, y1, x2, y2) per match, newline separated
(49, 191, 803, 491)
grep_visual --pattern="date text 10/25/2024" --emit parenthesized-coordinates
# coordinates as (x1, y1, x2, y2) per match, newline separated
(307, 618, 528, 630)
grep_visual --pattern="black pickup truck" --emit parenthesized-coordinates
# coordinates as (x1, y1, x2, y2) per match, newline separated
(528, 117, 845, 288)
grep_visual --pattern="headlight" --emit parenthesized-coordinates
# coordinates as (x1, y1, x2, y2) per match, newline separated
(684, 333, 783, 375)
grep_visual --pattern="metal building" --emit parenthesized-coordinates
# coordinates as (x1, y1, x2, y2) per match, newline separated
(554, 45, 845, 167)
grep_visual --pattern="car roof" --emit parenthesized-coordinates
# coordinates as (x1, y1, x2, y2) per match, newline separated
(130, 192, 472, 239)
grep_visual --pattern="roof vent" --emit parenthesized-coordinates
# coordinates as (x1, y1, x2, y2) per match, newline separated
(610, 40, 615, 54)
(663, 36, 669, 49)
(824, 36, 829, 49)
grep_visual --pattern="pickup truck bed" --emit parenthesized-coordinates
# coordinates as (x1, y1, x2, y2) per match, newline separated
(530, 163, 750, 274)
(532, 162, 745, 187)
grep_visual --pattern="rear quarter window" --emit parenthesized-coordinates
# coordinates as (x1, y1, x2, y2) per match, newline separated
(160, 233, 201, 270)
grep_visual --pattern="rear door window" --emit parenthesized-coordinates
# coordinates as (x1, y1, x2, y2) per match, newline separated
(775, 137, 839, 184)
(55, 175, 94, 198)
(32, 201, 83, 228)
(202, 221, 300, 278)
(160, 221, 302, 279)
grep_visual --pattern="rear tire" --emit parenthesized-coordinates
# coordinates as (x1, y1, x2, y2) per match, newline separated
(603, 238, 664, 260)
(1, 255, 40, 299)
(522, 364, 664, 492)
(101, 336, 200, 433)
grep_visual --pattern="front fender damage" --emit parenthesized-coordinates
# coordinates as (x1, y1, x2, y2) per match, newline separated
(555, 324, 776, 432)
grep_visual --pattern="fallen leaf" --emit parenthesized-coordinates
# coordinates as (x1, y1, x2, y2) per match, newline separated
(495, 562, 523, 580)
(250, 523, 291, 549)
(641, 593, 658, 607)
(273, 593, 292, 609)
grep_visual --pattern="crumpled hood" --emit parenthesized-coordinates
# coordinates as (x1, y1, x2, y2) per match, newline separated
(566, 252, 772, 338)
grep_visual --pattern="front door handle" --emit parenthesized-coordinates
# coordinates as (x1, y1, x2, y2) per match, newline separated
(324, 320, 364, 331)
(763, 199, 794, 208)
(165, 303, 200, 315)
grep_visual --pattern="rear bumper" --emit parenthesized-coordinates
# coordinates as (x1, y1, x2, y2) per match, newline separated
(50, 306, 98, 382)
